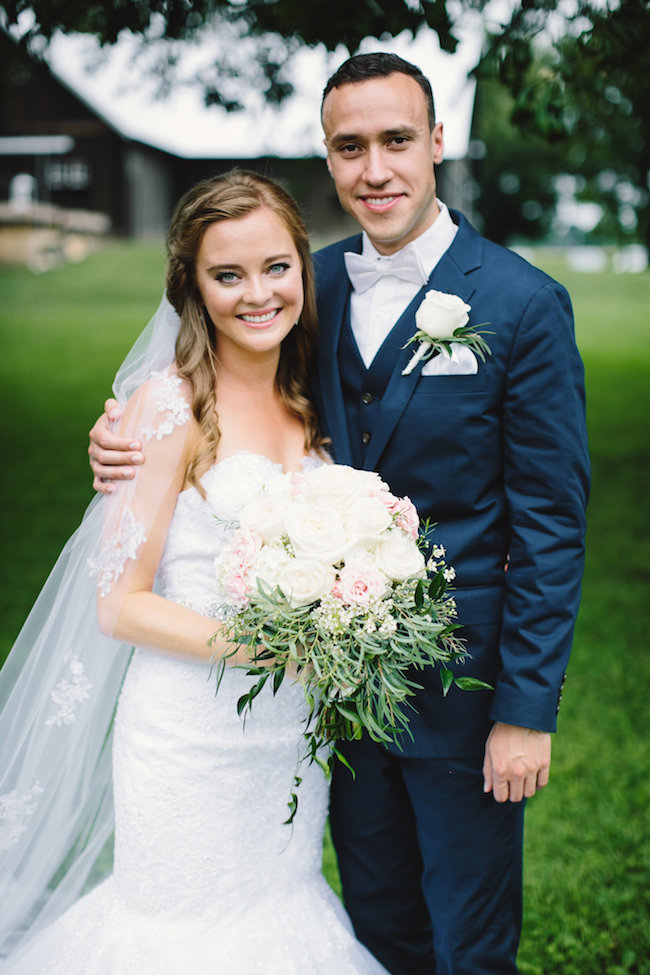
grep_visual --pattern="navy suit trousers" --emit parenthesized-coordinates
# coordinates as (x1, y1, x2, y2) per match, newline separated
(330, 738, 525, 975)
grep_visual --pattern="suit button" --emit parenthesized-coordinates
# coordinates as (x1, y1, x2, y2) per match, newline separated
(361, 432, 371, 445)
(361, 391, 374, 405)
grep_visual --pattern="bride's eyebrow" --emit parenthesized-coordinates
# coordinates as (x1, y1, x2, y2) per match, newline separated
(205, 253, 294, 273)
(205, 262, 244, 273)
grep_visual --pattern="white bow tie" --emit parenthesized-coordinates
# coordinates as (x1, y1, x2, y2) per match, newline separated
(344, 248, 428, 294)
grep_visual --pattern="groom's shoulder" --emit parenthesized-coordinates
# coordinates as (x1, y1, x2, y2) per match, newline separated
(454, 210, 565, 296)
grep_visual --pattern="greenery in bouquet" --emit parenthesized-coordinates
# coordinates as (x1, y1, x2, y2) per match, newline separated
(211, 463, 490, 821)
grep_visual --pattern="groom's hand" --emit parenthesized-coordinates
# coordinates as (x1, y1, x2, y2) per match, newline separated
(88, 398, 144, 494)
(483, 722, 551, 803)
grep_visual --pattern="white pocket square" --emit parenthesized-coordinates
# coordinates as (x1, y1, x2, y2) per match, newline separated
(421, 343, 478, 376)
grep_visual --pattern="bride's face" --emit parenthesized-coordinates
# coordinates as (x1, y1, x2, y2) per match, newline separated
(195, 207, 304, 361)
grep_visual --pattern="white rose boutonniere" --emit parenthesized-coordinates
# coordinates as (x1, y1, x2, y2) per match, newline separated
(402, 290, 492, 375)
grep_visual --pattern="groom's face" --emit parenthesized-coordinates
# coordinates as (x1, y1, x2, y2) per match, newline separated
(322, 73, 444, 255)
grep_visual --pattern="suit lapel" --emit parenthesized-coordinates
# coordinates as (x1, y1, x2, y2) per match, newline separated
(363, 214, 483, 472)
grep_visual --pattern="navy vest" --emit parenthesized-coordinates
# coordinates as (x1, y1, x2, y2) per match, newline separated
(337, 302, 421, 469)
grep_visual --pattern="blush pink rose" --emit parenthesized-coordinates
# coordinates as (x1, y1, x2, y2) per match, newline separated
(229, 527, 263, 566)
(378, 491, 420, 540)
(225, 568, 252, 605)
(392, 497, 419, 540)
(221, 528, 264, 605)
(337, 562, 389, 606)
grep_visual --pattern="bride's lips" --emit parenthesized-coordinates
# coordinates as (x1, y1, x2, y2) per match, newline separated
(359, 194, 403, 212)
(237, 308, 282, 328)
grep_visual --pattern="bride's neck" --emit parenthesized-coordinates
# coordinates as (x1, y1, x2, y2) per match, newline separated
(213, 349, 280, 392)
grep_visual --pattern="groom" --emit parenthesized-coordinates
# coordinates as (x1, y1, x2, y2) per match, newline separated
(89, 54, 589, 975)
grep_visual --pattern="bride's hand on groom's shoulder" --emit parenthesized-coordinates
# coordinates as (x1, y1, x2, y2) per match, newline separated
(88, 397, 144, 494)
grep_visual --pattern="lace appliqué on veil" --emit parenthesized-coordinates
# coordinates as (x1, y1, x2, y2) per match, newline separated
(88, 509, 147, 597)
(0, 783, 43, 853)
(45, 655, 94, 727)
(88, 370, 191, 597)
(140, 369, 191, 442)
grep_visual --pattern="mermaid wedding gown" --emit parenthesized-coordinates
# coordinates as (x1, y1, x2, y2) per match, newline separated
(4, 452, 387, 975)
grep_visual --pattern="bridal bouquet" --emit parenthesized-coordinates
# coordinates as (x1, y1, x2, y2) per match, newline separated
(212, 464, 488, 820)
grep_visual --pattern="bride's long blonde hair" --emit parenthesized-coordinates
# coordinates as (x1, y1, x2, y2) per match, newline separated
(165, 170, 323, 494)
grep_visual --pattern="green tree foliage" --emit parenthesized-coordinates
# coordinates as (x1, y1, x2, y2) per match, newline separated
(471, 76, 561, 245)
(480, 0, 650, 247)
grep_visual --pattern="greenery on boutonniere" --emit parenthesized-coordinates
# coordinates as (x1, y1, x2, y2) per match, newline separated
(402, 289, 493, 375)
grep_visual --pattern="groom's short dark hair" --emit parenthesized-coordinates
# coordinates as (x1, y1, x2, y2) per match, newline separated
(322, 53, 435, 130)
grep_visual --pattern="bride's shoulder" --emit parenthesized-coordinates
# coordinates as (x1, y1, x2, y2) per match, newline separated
(120, 366, 197, 446)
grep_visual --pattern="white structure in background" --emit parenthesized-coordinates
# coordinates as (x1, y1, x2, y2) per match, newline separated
(8, 173, 37, 211)
(611, 246, 648, 274)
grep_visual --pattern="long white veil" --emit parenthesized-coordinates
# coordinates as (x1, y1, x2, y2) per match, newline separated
(0, 294, 182, 959)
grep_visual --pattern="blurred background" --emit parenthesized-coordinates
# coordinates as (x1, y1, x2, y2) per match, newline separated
(0, 2, 648, 972)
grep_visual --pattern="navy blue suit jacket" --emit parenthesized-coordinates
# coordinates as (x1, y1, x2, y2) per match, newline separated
(312, 211, 590, 757)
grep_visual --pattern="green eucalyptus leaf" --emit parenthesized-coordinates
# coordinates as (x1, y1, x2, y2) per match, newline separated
(236, 693, 251, 716)
(283, 792, 298, 825)
(440, 668, 454, 696)
(454, 677, 493, 691)
(330, 744, 356, 779)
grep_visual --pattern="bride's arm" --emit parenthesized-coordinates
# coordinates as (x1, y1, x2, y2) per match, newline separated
(94, 376, 245, 666)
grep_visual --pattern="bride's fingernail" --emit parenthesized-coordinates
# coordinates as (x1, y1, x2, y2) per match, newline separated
(131, 453, 143, 463)
(128, 441, 141, 450)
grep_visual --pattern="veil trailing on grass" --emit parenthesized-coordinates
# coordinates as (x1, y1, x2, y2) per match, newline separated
(0, 294, 185, 959)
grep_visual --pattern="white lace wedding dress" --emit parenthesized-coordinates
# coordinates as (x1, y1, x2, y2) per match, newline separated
(4, 452, 387, 975)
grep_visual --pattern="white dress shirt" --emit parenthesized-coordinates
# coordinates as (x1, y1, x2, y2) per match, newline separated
(348, 201, 458, 368)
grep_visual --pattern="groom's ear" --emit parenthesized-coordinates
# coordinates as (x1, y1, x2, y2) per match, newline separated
(431, 122, 444, 165)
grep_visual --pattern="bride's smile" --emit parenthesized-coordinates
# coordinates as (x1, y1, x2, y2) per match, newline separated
(195, 207, 304, 360)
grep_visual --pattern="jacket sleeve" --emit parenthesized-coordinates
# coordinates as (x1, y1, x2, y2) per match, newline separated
(489, 279, 590, 732)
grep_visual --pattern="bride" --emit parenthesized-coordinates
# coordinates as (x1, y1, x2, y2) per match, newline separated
(0, 171, 388, 974)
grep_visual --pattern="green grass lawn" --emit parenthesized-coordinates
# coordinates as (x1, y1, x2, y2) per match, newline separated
(1, 243, 648, 973)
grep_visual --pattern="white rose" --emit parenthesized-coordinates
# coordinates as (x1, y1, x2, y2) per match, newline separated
(343, 495, 393, 544)
(250, 545, 292, 591)
(415, 290, 471, 340)
(341, 544, 378, 565)
(285, 502, 350, 564)
(301, 464, 386, 512)
(374, 530, 426, 582)
(239, 491, 290, 543)
(278, 558, 336, 608)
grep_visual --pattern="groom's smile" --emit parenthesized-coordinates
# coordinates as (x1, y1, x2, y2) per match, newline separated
(360, 194, 403, 212)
